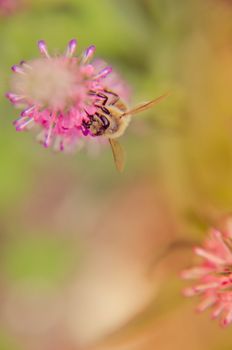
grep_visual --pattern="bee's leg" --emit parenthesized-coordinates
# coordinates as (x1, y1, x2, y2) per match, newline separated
(88, 90, 109, 106)
(103, 89, 120, 106)
(94, 104, 111, 115)
(104, 89, 127, 112)
(84, 108, 93, 117)
(88, 90, 112, 115)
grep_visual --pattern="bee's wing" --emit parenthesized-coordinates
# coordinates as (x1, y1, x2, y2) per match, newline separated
(121, 92, 170, 117)
(109, 138, 125, 172)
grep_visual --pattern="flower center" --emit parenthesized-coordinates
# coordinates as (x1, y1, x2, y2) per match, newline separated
(11, 58, 81, 110)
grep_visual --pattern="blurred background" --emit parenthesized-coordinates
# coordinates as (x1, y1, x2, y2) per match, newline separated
(1, 0, 232, 349)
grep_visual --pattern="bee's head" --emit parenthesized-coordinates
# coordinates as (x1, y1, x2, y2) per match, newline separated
(82, 113, 110, 136)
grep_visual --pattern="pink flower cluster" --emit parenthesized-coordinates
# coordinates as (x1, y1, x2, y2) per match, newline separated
(181, 225, 232, 327)
(6, 39, 129, 152)
(0, 0, 19, 16)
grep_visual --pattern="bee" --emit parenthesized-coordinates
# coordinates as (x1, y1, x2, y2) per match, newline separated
(82, 89, 168, 172)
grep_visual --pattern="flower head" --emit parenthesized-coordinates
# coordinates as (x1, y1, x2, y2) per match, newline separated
(0, 0, 19, 16)
(181, 224, 232, 327)
(6, 39, 129, 151)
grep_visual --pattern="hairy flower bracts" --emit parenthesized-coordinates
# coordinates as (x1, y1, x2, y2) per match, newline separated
(6, 39, 128, 151)
(181, 227, 232, 327)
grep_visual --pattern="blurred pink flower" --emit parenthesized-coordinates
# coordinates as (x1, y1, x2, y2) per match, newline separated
(181, 226, 232, 327)
(0, 0, 19, 16)
(6, 39, 129, 152)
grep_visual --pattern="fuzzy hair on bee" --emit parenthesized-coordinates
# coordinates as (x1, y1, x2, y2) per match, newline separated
(82, 89, 169, 172)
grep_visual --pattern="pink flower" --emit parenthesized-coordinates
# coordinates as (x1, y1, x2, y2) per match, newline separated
(181, 226, 232, 327)
(0, 0, 19, 16)
(6, 39, 129, 152)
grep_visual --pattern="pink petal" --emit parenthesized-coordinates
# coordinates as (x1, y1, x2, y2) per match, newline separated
(181, 267, 213, 280)
(196, 295, 217, 312)
(194, 247, 225, 265)
(221, 309, 232, 327)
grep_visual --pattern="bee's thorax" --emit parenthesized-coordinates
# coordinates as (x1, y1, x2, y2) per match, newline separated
(81, 89, 131, 138)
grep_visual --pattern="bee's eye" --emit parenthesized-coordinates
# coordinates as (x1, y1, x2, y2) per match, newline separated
(100, 115, 110, 129)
